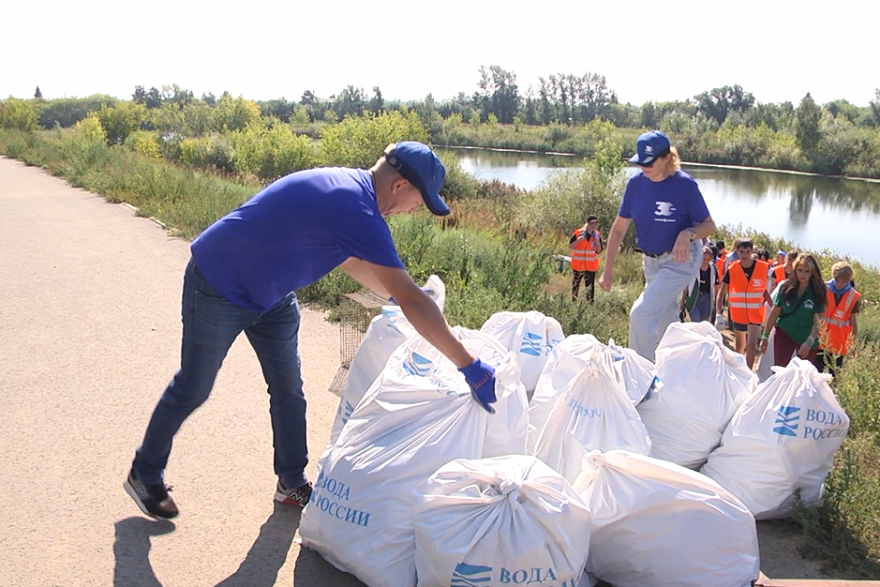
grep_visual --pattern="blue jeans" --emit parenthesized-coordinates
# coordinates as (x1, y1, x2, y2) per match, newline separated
(629, 240, 702, 361)
(132, 259, 308, 488)
(689, 292, 712, 323)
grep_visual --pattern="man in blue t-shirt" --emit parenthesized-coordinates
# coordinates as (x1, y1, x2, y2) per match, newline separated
(124, 142, 497, 520)
(599, 131, 717, 361)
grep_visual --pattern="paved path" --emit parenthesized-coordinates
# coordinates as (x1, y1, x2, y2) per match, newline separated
(0, 157, 364, 587)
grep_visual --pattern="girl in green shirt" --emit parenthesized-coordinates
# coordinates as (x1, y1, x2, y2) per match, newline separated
(760, 254, 826, 367)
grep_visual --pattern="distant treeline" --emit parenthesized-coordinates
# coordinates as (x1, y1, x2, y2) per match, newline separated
(3, 67, 880, 178)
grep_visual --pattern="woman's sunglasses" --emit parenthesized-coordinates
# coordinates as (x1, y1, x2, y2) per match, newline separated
(638, 149, 671, 168)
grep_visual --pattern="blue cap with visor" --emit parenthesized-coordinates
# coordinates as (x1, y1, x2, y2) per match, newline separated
(384, 142, 449, 216)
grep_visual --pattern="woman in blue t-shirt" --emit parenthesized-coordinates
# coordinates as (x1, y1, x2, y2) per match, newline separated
(599, 131, 717, 361)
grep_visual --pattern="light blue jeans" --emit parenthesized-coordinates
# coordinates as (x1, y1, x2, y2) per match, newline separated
(132, 259, 308, 488)
(629, 240, 702, 361)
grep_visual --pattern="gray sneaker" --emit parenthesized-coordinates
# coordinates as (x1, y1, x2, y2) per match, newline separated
(124, 469, 179, 519)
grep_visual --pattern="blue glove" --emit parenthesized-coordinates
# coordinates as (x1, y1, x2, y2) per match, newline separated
(459, 358, 497, 414)
(388, 287, 435, 305)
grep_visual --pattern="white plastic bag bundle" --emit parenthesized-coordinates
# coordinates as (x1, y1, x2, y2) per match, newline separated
(607, 338, 657, 405)
(330, 276, 446, 443)
(300, 331, 523, 587)
(701, 357, 849, 519)
(414, 455, 591, 587)
(528, 334, 606, 453)
(637, 321, 756, 468)
(534, 358, 652, 482)
(481, 310, 565, 393)
(574, 450, 760, 587)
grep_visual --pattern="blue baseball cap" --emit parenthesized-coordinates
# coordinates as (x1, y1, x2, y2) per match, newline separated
(384, 142, 449, 216)
(629, 131, 671, 166)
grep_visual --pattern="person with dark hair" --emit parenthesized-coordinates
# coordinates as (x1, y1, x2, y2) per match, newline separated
(600, 131, 716, 360)
(569, 214, 603, 302)
(716, 239, 772, 368)
(680, 245, 717, 323)
(760, 254, 826, 367)
(123, 142, 498, 520)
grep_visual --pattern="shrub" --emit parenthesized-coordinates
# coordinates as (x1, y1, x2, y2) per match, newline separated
(319, 109, 429, 168)
(0, 98, 39, 132)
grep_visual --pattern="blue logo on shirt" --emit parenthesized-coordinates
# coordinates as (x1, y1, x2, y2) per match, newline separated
(451, 563, 492, 587)
(402, 351, 433, 377)
(519, 331, 544, 356)
(773, 405, 800, 437)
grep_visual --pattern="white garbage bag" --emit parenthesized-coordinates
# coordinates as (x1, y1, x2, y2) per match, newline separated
(528, 334, 606, 453)
(574, 450, 760, 587)
(331, 275, 447, 443)
(534, 358, 652, 482)
(607, 338, 657, 405)
(701, 357, 849, 519)
(481, 310, 565, 393)
(414, 455, 591, 587)
(637, 321, 756, 468)
(300, 331, 523, 587)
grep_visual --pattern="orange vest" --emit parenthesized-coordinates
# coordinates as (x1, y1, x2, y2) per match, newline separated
(571, 229, 600, 272)
(773, 265, 786, 283)
(819, 287, 860, 355)
(715, 251, 728, 278)
(727, 260, 768, 325)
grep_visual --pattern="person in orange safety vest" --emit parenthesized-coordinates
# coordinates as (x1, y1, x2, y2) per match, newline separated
(716, 239, 772, 369)
(570, 215, 603, 302)
(814, 261, 861, 376)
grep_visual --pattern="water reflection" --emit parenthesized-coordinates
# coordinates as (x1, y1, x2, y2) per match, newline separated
(440, 147, 880, 267)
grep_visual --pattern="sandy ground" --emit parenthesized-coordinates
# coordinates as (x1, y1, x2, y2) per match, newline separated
(0, 156, 833, 585)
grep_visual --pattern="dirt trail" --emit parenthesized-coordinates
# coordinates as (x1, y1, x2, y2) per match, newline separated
(0, 156, 831, 585)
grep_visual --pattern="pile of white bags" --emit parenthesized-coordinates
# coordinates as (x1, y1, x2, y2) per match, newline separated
(574, 450, 760, 587)
(637, 322, 756, 468)
(702, 357, 850, 519)
(528, 334, 605, 453)
(299, 330, 525, 587)
(330, 276, 446, 443)
(481, 310, 564, 393)
(414, 455, 591, 587)
(606, 338, 657, 405)
(534, 358, 652, 482)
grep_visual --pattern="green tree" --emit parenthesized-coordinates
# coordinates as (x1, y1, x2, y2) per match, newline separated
(368, 86, 384, 114)
(0, 98, 39, 131)
(694, 84, 754, 124)
(796, 92, 822, 155)
(97, 101, 147, 144)
(319, 109, 428, 168)
(213, 93, 261, 132)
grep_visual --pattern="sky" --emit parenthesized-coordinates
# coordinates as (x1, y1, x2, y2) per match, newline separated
(2, 0, 877, 108)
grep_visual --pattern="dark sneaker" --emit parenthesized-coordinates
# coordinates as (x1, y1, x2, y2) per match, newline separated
(274, 479, 312, 507)
(124, 469, 179, 519)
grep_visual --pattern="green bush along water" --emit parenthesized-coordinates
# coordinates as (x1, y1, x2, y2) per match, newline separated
(1, 110, 879, 577)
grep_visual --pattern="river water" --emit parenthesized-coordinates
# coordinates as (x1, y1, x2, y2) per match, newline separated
(440, 147, 880, 269)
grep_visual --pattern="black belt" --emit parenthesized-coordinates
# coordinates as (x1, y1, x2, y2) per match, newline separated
(641, 250, 670, 258)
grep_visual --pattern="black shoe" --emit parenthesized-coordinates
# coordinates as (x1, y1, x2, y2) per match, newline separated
(124, 468, 179, 519)
(274, 479, 312, 507)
